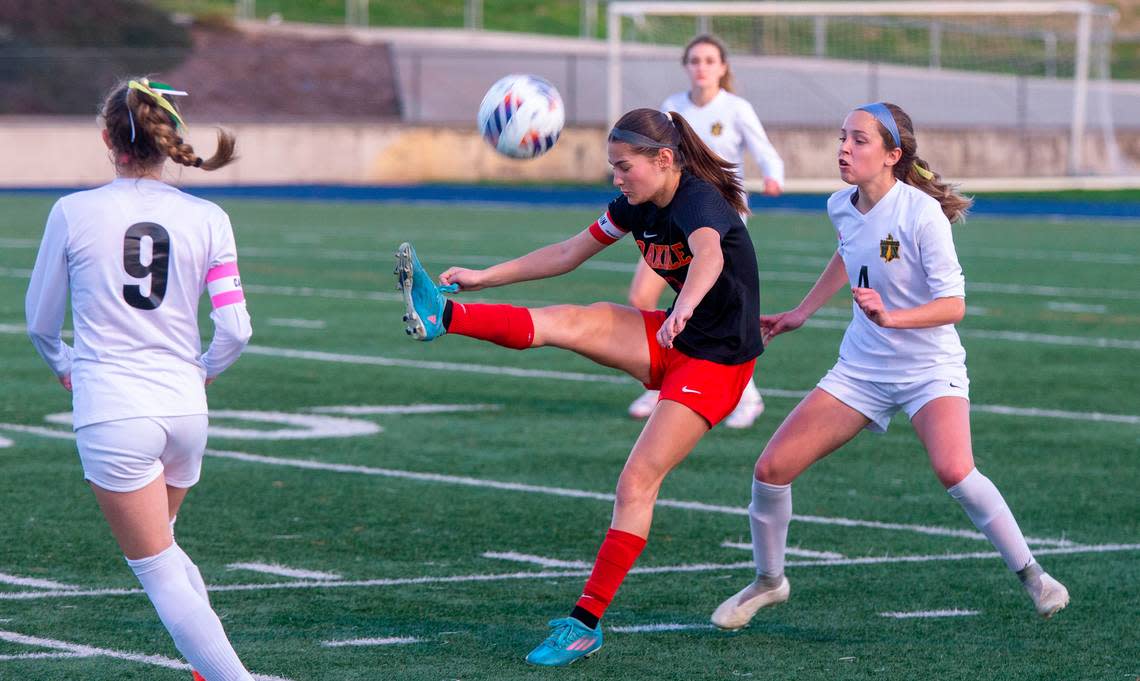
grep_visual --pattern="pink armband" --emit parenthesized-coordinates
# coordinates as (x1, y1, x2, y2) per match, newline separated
(206, 262, 245, 308)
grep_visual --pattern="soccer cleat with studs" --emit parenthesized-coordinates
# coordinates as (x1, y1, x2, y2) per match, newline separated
(525, 617, 604, 667)
(394, 242, 456, 341)
(1019, 563, 1069, 619)
(710, 574, 790, 630)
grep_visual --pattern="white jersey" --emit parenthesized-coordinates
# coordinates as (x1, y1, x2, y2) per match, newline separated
(26, 178, 251, 429)
(661, 89, 785, 188)
(828, 181, 966, 382)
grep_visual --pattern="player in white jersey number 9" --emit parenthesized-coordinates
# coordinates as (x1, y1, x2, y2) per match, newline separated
(627, 34, 786, 429)
(709, 102, 1068, 633)
(25, 77, 256, 681)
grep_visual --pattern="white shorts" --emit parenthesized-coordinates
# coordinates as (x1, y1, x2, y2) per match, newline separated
(816, 364, 970, 433)
(75, 415, 208, 493)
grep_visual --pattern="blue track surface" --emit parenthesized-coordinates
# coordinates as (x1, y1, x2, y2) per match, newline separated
(3, 184, 1138, 219)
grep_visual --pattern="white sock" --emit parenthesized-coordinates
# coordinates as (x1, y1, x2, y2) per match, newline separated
(947, 468, 1034, 572)
(743, 378, 761, 401)
(749, 479, 792, 579)
(172, 541, 211, 605)
(127, 545, 253, 681)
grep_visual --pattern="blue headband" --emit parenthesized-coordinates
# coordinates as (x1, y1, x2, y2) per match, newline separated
(609, 127, 676, 150)
(857, 102, 900, 148)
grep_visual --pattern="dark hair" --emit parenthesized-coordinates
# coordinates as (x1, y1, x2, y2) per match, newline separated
(610, 108, 747, 215)
(682, 34, 735, 93)
(870, 102, 972, 223)
(100, 77, 236, 173)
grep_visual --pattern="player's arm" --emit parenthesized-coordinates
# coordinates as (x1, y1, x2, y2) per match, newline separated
(657, 227, 722, 348)
(854, 293, 964, 329)
(25, 202, 74, 387)
(440, 213, 621, 291)
(738, 105, 785, 194)
(200, 220, 252, 381)
(762, 251, 847, 343)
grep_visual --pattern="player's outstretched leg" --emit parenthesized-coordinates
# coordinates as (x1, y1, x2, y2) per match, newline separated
(1018, 563, 1070, 619)
(395, 242, 455, 341)
(525, 617, 604, 667)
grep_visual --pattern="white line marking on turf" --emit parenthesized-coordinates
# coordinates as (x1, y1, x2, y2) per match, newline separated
(804, 319, 1140, 351)
(0, 573, 79, 590)
(969, 405, 1140, 425)
(0, 423, 75, 440)
(309, 404, 501, 415)
(227, 563, 343, 581)
(3, 543, 1136, 602)
(482, 552, 592, 569)
(1045, 301, 1108, 314)
(720, 542, 845, 560)
(0, 435, 10, 448)
(201, 448, 1073, 547)
(609, 623, 713, 633)
(321, 637, 422, 647)
(0, 630, 293, 681)
(266, 318, 327, 329)
(880, 609, 980, 619)
(241, 346, 631, 384)
(0, 652, 92, 661)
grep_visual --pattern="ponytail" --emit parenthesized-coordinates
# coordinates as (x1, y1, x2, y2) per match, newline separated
(867, 102, 972, 223)
(669, 113, 747, 215)
(101, 77, 238, 174)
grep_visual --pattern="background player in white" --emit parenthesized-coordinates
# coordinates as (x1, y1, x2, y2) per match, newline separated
(26, 78, 254, 681)
(709, 102, 1069, 631)
(627, 34, 785, 428)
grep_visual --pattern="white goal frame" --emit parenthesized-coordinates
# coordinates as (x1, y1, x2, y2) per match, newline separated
(606, 1, 1118, 175)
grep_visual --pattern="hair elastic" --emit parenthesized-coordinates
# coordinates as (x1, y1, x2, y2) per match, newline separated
(127, 79, 188, 130)
(912, 162, 935, 180)
(856, 102, 900, 148)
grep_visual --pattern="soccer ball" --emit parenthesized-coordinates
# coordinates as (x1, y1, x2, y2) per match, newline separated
(477, 74, 564, 159)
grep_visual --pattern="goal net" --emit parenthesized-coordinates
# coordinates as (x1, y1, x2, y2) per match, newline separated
(606, 1, 1131, 186)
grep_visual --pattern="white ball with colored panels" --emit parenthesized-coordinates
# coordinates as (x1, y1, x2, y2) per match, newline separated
(477, 74, 564, 159)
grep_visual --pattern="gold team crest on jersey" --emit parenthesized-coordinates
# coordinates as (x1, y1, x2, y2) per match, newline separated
(710, 121, 724, 136)
(880, 233, 901, 262)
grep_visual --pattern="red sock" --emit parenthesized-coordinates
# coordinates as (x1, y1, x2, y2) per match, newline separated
(445, 302, 534, 349)
(574, 528, 647, 620)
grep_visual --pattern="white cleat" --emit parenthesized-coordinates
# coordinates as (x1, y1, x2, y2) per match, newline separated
(724, 393, 765, 429)
(628, 389, 660, 420)
(710, 575, 790, 630)
(1021, 567, 1069, 619)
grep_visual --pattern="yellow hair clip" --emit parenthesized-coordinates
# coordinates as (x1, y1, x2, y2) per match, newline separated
(128, 79, 187, 130)
(912, 161, 935, 181)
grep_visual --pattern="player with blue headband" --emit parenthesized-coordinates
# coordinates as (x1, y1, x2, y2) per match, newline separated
(710, 101, 1070, 632)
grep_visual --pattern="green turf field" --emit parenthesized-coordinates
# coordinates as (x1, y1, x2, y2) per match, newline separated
(1, 194, 1138, 680)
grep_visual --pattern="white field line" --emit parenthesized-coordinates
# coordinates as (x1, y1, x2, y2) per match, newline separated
(880, 609, 980, 619)
(235, 344, 1140, 426)
(2, 543, 1136, 602)
(482, 552, 592, 569)
(241, 346, 631, 384)
(265, 318, 327, 329)
(0, 630, 293, 681)
(609, 623, 713, 633)
(720, 542, 844, 560)
(0, 572, 78, 591)
(321, 637, 422, 647)
(803, 318, 1140, 351)
(309, 404, 500, 415)
(0, 652, 90, 661)
(226, 562, 342, 581)
(201, 448, 1072, 547)
(1045, 301, 1108, 314)
(0, 423, 76, 440)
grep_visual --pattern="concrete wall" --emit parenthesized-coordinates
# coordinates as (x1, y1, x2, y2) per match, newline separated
(1, 117, 1134, 188)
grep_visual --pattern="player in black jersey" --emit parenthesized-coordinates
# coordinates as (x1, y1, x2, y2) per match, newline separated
(395, 108, 762, 667)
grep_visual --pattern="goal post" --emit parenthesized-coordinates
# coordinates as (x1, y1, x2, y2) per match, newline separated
(606, 1, 1122, 179)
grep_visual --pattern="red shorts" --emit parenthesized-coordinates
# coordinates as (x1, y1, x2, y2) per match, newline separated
(640, 310, 757, 428)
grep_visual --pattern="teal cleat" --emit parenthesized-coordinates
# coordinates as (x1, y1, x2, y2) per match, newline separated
(395, 242, 457, 341)
(524, 617, 604, 667)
